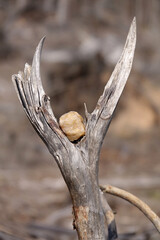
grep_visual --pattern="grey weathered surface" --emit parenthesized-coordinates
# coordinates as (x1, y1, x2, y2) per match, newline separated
(12, 18, 136, 240)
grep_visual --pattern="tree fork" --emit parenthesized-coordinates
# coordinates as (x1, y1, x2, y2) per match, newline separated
(12, 18, 136, 239)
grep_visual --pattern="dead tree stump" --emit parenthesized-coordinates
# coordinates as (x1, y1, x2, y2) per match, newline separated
(12, 18, 136, 240)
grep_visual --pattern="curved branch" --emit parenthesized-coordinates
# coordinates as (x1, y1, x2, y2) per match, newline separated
(100, 185, 160, 233)
(31, 37, 57, 122)
(86, 17, 136, 150)
(12, 37, 71, 164)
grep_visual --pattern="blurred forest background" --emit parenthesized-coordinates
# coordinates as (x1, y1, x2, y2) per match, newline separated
(0, 0, 160, 239)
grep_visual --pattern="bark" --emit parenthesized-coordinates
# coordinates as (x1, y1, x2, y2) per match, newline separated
(12, 18, 136, 239)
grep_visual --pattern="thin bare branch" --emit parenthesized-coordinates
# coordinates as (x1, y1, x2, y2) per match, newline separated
(100, 185, 160, 234)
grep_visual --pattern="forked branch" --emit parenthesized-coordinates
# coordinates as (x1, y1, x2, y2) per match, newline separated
(100, 185, 160, 233)
(12, 18, 137, 240)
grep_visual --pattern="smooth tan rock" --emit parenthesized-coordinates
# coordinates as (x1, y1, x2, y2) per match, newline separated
(59, 111, 85, 141)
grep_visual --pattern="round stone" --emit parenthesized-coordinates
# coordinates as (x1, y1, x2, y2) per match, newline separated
(59, 111, 85, 141)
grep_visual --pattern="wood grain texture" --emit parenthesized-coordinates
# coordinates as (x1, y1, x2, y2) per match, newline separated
(12, 18, 136, 240)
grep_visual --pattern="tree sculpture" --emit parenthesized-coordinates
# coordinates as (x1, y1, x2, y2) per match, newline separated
(12, 18, 160, 240)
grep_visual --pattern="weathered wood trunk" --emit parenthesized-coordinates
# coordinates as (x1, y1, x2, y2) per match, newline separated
(12, 19, 136, 239)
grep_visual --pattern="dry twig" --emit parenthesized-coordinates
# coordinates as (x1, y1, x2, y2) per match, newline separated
(100, 185, 160, 234)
